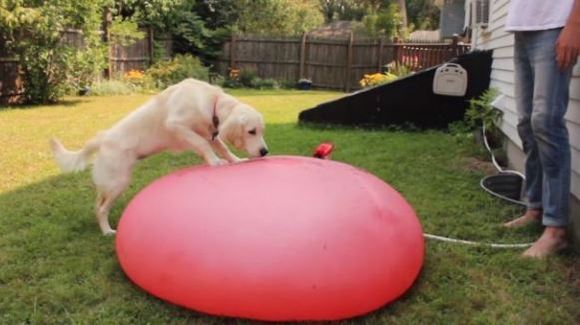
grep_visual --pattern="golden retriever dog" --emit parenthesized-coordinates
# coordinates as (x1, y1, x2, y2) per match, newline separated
(50, 78, 268, 235)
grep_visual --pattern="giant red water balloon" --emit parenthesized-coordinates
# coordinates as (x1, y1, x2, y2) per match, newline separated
(116, 156, 424, 321)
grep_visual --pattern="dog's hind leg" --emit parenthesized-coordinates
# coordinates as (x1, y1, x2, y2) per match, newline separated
(95, 189, 125, 235)
(95, 192, 114, 235)
(93, 150, 135, 235)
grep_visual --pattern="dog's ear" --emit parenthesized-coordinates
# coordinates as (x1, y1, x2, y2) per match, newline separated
(220, 114, 246, 148)
(215, 92, 236, 112)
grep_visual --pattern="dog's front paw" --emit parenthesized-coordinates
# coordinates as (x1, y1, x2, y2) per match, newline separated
(208, 158, 228, 167)
(231, 157, 249, 164)
(102, 229, 117, 236)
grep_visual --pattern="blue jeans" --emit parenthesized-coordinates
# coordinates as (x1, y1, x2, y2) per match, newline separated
(514, 28, 572, 227)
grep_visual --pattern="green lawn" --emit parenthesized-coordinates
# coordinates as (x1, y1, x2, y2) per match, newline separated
(1, 90, 578, 324)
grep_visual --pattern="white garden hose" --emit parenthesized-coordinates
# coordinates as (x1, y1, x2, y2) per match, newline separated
(481, 123, 525, 178)
(423, 233, 533, 248)
(313, 140, 534, 249)
(422, 124, 533, 249)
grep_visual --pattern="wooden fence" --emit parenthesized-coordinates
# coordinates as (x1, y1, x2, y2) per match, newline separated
(218, 34, 470, 91)
(0, 57, 21, 104)
(1, 31, 469, 104)
(109, 32, 173, 77)
(0, 28, 172, 104)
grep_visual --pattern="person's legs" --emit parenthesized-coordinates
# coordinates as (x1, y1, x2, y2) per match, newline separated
(522, 28, 572, 257)
(505, 32, 543, 228)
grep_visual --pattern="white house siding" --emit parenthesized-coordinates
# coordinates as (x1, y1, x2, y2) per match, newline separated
(469, 0, 580, 244)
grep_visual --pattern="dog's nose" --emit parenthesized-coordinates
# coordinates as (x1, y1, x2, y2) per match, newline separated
(259, 148, 269, 157)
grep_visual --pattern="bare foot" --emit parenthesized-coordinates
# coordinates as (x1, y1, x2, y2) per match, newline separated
(504, 209, 541, 228)
(523, 227, 567, 258)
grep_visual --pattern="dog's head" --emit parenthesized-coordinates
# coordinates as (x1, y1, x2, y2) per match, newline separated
(219, 101, 268, 158)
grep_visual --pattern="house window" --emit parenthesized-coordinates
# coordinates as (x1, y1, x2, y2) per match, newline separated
(475, 0, 490, 28)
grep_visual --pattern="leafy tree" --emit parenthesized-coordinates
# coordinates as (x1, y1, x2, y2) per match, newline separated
(195, 0, 241, 31)
(234, 0, 324, 36)
(109, 17, 145, 46)
(360, 2, 404, 38)
(109, 0, 231, 63)
(290, 0, 326, 34)
(112, 0, 184, 30)
(110, 0, 324, 63)
(319, 0, 407, 38)
(166, 0, 232, 63)
(396, 0, 408, 27)
(407, 0, 440, 30)
(0, 0, 106, 104)
(319, 0, 439, 32)
(319, 0, 367, 22)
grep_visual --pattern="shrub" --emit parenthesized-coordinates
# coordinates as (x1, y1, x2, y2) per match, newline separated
(238, 70, 258, 88)
(449, 88, 502, 147)
(465, 88, 501, 133)
(65, 46, 108, 93)
(221, 69, 280, 90)
(123, 69, 147, 88)
(0, 1, 105, 104)
(90, 80, 135, 96)
(209, 74, 226, 87)
(19, 43, 69, 103)
(448, 120, 475, 144)
(281, 79, 299, 89)
(251, 78, 280, 90)
(145, 54, 209, 89)
(389, 64, 413, 78)
(359, 72, 398, 88)
(18, 43, 105, 102)
(222, 78, 242, 89)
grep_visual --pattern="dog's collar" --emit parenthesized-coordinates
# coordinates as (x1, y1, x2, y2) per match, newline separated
(212, 100, 219, 140)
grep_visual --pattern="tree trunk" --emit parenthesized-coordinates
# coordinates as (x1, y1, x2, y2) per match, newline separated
(397, 0, 408, 28)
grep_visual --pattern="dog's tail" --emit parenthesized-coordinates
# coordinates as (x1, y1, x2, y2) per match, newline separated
(50, 134, 102, 173)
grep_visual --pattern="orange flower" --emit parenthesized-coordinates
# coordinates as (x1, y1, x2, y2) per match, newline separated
(229, 68, 240, 80)
(124, 69, 145, 81)
(359, 72, 398, 88)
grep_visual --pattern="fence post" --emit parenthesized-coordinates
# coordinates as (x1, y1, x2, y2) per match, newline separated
(377, 36, 384, 72)
(451, 35, 460, 57)
(345, 32, 354, 92)
(393, 36, 400, 67)
(102, 7, 113, 79)
(298, 32, 307, 81)
(148, 26, 154, 66)
(229, 34, 237, 70)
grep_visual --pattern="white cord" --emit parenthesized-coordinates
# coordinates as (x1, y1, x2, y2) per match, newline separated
(406, 126, 532, 249)
(424, 233, 533, 248)
(481, 124, 525, 178)
(311, 124, 534, 249)
(482, 123, 504, 172)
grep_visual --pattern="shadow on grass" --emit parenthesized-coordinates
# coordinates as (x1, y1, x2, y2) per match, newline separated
(0, 98, 90, 111)
(0, 151, 421, 323)
(297, 120, 439, 133)
(225, 88, 342, 97)
(0, 154, 233, 323)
